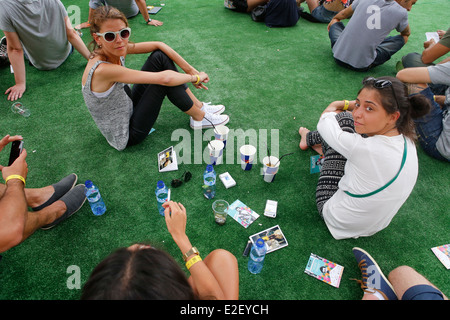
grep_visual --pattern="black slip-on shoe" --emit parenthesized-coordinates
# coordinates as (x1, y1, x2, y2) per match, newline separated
(32, 173, 78, 211)
(41, 184, 86, 230)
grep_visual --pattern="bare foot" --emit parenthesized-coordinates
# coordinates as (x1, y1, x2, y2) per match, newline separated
(298, 127, 310, 150)
(299, 126, 323, 155)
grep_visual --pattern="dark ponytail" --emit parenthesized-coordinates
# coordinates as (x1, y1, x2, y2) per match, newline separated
(408, 93, 431, 119)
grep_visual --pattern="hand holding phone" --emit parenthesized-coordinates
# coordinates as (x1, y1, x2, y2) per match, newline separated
(8, 140, 24, 166)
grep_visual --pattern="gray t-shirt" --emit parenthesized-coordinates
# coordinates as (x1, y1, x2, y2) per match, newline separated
(89, 0, 139, 18)
(82, 59, 133, 151)
(0, 0, 71, 70)
(438, 27, 450, 49)
(333, 0, 409, 69)
(428, 61, 450, 160)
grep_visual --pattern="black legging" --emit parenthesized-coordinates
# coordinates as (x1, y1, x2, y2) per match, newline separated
(127, 50, 194, 147)
(306, 112, 356, 217)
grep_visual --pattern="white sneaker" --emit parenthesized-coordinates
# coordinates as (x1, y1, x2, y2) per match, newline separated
(190, 112, 229, 129)
(201, 102, 225, 114)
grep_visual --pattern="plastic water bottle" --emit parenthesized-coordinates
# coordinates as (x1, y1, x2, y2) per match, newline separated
(248, 238, 267, 274)
(155, 180, 168, 216)
(203, 165, 216, 199)
(84, 180, 106, 216)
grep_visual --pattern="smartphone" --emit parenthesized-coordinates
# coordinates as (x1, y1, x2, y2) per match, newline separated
(8, 140, 24, 166)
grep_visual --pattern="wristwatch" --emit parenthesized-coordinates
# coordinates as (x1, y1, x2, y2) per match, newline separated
(183, 247, 199, 261)
(147, 18, 152, 23)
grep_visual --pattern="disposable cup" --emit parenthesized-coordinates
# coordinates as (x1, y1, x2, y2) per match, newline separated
(208, 140, 224, 165)
(11, 102, 30, 117)
(212, 199, 229, 225)
(240, 145, 256, 170)
(262, 156, 280, 183)
(214, 125, 229, 148)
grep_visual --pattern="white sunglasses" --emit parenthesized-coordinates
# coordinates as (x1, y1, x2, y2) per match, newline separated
(95, 27, 131, 42)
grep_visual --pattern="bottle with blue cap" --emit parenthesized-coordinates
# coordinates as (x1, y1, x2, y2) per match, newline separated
(248, 238, 267, 274)
(203, 164, 216, 199)
(84, 180, 106, 216)
(155, 180, 169, 216)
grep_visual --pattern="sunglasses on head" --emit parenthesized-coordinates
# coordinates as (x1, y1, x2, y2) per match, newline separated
(171, 171, 192, 188)
(96, 27, 131, 42)
(362, 76, 400, 110)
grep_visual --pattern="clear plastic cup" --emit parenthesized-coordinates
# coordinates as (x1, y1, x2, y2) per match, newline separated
(11, 102, 30, 117)
(212, 200, 229, 225)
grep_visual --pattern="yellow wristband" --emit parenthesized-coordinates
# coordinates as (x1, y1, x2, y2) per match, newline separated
(5, 174, 26, 186)
(185, 255, 202, 270)
(343, 100, 349, 111)
(194, 74, 201, 85)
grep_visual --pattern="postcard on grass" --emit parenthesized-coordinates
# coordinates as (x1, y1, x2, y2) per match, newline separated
(158, 146, 178, 172)
(305, 253, 344, 288)
(310, 154, 323, 174)
(227, 200, 259, 228)
(249, 225, 288, 253)
(431, 244, 450, 269)
(147, 6, 162, 14)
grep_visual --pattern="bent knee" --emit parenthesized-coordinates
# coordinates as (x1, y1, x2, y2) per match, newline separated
(209, 249, 238, 265)
(0, 227, 24, 253)
(388, 265, 415, 281)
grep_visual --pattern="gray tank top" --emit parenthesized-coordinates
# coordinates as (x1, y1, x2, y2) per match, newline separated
(82, 59, 133, 151)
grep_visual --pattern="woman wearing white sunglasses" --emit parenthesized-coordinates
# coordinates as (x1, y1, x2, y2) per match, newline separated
(298, 76, 430, 240)
(82, 6, 229, 151)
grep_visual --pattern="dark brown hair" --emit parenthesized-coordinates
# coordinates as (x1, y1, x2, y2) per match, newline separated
(81, 244, 196, 300)
(359, 76, 430, 140)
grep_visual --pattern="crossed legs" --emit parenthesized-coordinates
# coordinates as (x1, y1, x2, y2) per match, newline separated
(0, 183, 67, 252)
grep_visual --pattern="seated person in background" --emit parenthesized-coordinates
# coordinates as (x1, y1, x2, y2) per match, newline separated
(81, 201, 239, 300)
(82, 7, 229, 151)
(401, 27, 450, 68)
(297, 0, 353, 23)
(229, 0, 300, 28)
(76, 0, 163, 28)
(0, 134, 87, 253)
(328, 0, 416, 72)
(298, 76, 430, 239)
(228, 0, 270, 12)
(352, 247, 448, 300)
(399, 27, 450, 96)
(397, 62, 450, 162)
(0, 0, 90, 101)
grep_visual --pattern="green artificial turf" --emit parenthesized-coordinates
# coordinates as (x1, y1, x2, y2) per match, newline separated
(0, 0, 449, 301)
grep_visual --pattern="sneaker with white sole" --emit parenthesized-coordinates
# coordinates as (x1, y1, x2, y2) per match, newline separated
(201, 102, 225, 114)
(190, 112, 229, 129)
(351, 247, 398, 300)
(0, 36, 9, 68)
(0, 37, 6, 58)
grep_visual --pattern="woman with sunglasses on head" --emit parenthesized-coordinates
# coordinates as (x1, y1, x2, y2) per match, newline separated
(82, 6, 229, 151)
(298, 76, 430, 240)
(81, 201, 239, 300)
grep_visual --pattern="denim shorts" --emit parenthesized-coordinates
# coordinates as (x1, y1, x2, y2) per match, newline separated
(311, 6, 338, 23)
(413, 87, 448, 161)
(403, 284, 444, 300)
